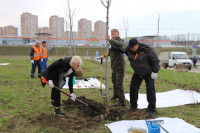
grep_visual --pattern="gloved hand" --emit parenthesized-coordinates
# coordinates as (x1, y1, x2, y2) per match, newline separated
(151, 72, 157, 79)
(41, 59, 43, 62)
(48, 80, 54, 88)
(70, 93, 76, 101)
(31, 60, 34, 64)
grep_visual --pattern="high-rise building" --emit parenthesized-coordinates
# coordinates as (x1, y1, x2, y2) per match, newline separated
(0, 27, 3, 35)
(78, 18, 92, 39)
(64, 31, 78, 39)
(0, 25, 18, 36)
(37, 27, 49, 34)
(21, 12, 38, 37)
(49, 15, 64, 38)
(94, 20, 106, 39)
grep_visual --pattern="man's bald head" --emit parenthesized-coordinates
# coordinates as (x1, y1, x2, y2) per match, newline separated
(35, 40, 40, 47)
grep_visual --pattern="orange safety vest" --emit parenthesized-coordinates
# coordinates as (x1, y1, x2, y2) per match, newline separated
(41, 46, 48, 59)
(32, 46, 42, 60)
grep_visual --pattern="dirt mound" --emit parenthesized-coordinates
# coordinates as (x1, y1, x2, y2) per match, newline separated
(63, 96, 121, 121)
(32, 97, 151, 132)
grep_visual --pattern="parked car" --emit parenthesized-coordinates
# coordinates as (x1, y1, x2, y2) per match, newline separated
(162, 51, 192, 70)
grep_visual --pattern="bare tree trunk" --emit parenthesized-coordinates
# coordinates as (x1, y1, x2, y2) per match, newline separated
(156, 14, 160, 55)
(123, 16, 129, 45)
(64, 0, 76, 56)
(100, 0, 112, 115)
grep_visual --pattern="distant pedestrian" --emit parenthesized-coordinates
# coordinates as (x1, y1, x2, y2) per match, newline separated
(193, 56, 197, 67)
(41, 41, 48, 72)
(30, 40, 42, 78)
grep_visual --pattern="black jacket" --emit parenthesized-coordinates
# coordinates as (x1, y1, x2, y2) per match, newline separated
(125, 43, 160, 78)
(41, 57, 74, 93)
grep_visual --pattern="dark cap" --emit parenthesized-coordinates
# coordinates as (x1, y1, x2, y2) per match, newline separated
(127, 38, 139, 50)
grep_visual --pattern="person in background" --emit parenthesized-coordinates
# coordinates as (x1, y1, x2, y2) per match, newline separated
(41, 41, 48, 72)
(104, 29, 126, 107)
(192, 56, 197, 67)
(41, 56, 83, 116)
(125, 38, 160, 116)
(30, 40, 42, 78)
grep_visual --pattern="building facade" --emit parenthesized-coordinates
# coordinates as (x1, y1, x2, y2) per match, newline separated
(49, 15, 64, 38)
(64, 31, 78, 39)
(78, 18, 92, 39)
(37, 27, 49, 34)
(21, 12, 38, 37)
(0, 25, 18, 36)
(94, 20, 106, 39)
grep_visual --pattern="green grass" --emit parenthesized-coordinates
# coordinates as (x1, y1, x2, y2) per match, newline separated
(0, 56, 200, 132)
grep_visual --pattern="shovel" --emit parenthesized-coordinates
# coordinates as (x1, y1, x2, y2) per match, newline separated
(100, 57, 106, 98)
(53, 86, 88, 107)
(53, 86, 103, 112)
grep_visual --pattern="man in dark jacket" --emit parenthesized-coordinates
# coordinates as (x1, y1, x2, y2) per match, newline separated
(41, 56, 82, 116)
(125, 38, 160, 116)
(192, 56, 197, 67)
(105, 29, 126, 106)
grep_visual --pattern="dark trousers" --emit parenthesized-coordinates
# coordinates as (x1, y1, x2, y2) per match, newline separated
(193, 62, 197, 67)
(112, 69, 125, 104)
(130, 73, 156, 111)
(41, 58, 47, 73)
(31, 60, 41, 76)
(51, 87, 61, 107)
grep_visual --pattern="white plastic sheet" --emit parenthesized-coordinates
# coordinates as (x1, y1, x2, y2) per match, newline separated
(125, 89, 200, 109)
(0, 63, 10, 65)
(106, 117, 200, 133)
(62, 78, 105, 89)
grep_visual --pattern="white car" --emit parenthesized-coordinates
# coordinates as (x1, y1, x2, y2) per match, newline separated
(163, 52, 192, 70)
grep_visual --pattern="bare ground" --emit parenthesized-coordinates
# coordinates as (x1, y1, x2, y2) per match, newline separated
(1, 97, 152, 132)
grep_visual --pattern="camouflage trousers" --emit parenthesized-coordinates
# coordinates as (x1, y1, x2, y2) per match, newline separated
(112, 69, 125, 104)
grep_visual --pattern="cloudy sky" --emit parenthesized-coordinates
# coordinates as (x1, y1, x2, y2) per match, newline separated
(0, 0, 200, 37)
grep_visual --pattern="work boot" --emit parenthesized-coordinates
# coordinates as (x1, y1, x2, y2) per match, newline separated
(54, 109, 65, 116)
(128, 106, 137, 111)
(111, 96, 119, 100)
(114, 102, 126, 106)
(147, 110, 156, 117)
(31, 75, 35, 79)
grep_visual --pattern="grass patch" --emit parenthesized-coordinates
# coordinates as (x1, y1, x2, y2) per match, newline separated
(0, 56, 200, 132)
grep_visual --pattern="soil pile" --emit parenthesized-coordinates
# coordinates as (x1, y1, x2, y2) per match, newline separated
(31, 97, 149, 132)
(63, 96, 121, 121)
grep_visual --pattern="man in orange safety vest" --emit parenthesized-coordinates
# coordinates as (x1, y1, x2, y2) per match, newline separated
(41, 41, 48, 72)
(30, 40, 42, 78)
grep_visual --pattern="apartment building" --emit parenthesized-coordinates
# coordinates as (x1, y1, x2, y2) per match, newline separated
(21, 12, 38, 37)
(0, 25, 18, 36)
(37, 27, 49, 34)
(49, 15, 64, 38)
(94, 20, 106, 39)
(78, 18, 92, 39)
(64, 31, 78, 39)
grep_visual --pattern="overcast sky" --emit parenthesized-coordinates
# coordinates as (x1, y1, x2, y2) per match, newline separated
(0, 0, 200, 37)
